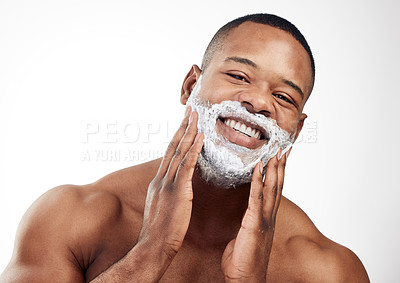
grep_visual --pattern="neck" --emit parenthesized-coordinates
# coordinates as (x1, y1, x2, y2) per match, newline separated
(185, 167, 250, 248)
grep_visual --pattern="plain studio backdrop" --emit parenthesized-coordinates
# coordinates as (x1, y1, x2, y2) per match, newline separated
(0, 0, 399, 281)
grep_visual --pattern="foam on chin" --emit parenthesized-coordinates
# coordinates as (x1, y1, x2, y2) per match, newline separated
(187, 75, 294, 188)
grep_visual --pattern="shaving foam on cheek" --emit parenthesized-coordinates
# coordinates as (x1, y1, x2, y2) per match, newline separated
(187, 75, 294, 188)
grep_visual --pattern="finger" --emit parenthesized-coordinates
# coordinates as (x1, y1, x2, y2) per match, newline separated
(248, 162, 264, 210)
(286, 146, 292, 158)
(272, 151, 287, 218)
(262, 150, 280, 218)
(175, 132, 204, 187)
(167, 111, 199, 179)
(158, 106, 191, 176)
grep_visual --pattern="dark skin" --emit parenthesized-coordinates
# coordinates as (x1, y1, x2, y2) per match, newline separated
(0, 22, 369, 282)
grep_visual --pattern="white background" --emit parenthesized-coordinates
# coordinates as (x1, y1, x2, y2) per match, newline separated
(1, 0, 399, 282)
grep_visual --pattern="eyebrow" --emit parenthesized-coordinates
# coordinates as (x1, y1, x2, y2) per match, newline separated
(224, 56, 258, 69)
(282, 79, 305, 100)
(224, 56, 305, 100)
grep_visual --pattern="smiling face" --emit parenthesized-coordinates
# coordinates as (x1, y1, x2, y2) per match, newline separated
(181, 21, 313, 188)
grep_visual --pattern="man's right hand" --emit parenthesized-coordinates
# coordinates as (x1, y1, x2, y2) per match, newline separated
(137, 106, 204, 259)
(89, 107, 204, 283)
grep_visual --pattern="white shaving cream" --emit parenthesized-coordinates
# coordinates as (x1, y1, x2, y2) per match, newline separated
(186, 75, 294, 188)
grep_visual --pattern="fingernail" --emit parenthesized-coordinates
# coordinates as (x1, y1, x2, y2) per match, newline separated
(259, 162, 263, 174)
(278, 148, 283, 160)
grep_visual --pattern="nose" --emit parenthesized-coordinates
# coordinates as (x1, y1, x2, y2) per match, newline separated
(238, 87, 274, 117)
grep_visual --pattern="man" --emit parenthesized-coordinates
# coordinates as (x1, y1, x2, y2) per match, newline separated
(1, 14, 369, 282)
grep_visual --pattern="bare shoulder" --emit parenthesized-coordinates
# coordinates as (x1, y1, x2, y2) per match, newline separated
(0, 184, 123, 282)
(91, 158, 161, 209)
(1, 159, 161, 282)
(24, 183, 124, 243)
(273, 197, 370, 283)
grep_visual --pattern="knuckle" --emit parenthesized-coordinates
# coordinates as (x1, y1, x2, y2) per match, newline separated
(152, 173, 164, 183)
(167, 141, 177, 152)
(150, 177, 168, 192)
(179, 121, 188, 131)
(271, 185, 278, 197)
(160, 181, 174, 193)
(260, 217, 270, 230)
(261, 215, 275, 230)
(149, 178, 161, 191)
(178, 159, 186, 170)
(173, 148, 182, 158)
(149, 179, 157, 190)
(158, 182, 174, 197)
(178, 156, 197, 173)
(162, 242, 179, 260)
(180, 139, 192, 149)
(187, 125, 198, 135)
(185, 151, 198, 163)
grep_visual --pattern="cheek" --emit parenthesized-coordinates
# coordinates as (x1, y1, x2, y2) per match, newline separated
(275, 111, 299, 134)
(199, 85, 233, 104)
(198, 73, 244, 103)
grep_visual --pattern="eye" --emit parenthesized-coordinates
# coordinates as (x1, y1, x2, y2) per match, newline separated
(226, 73, 248, 83)
(273, 93, 293, 104)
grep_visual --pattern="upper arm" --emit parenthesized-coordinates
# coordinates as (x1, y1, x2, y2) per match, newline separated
(294, 238, 370, 283)
(322, 245, 370, 283)
(0, 185, 121, 283)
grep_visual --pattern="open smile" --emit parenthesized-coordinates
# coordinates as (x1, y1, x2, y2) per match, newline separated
(216, 116, 269, 149)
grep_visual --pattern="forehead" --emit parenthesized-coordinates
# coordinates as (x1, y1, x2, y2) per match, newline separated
(211, 22, 313, 95)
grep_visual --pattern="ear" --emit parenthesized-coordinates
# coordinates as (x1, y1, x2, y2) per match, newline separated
(292, 113, 307, 143)
(180, 64, 202, 105)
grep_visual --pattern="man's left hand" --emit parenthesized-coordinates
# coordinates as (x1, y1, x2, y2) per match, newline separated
(221, 149, 289, 282)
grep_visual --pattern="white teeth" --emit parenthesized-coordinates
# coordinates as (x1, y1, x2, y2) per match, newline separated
(243, 125, 253, 137)
(223, 118, 262, 139)
(239, 124, 247, 134)
(234, 121, 241, 129)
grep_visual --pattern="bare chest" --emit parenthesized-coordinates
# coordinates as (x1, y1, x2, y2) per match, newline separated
(161, 243, 296, 283)
(160, 243, 226, 283)
(161, 237, 303, 283)
(88, 237, 297, 283)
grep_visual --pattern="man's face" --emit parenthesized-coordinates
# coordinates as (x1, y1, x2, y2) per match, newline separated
(183, 22, 313, 188)
(197, 22, 312, 139)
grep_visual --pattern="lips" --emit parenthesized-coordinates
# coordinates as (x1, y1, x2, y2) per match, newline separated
(217, 117, 268, 149)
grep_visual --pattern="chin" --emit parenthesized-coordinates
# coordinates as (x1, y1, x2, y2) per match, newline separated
(197, 152, 254, 189)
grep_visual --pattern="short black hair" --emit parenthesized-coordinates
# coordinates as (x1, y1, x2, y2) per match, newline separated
(201, 13, 315, 90)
